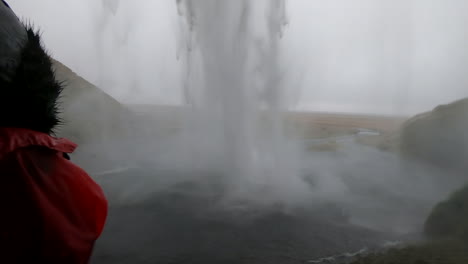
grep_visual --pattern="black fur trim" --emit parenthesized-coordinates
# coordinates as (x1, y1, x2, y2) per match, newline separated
(0, 26, 62, 135)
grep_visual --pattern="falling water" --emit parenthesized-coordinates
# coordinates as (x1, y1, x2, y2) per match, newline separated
(176, 0, 308, 206)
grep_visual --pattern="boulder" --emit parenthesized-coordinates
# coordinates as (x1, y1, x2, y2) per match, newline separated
(400, 98, 468, 171)
(425, 184, 468, 241)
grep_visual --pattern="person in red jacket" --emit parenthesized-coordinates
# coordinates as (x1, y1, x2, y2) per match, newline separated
(0, 1, 107, 263)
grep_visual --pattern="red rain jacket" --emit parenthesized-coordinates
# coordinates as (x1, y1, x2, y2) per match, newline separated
(0, 127, 107, 263)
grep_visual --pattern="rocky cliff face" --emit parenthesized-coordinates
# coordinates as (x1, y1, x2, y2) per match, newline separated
(52, 60, 132, 144)
(400, 98, 468, 171)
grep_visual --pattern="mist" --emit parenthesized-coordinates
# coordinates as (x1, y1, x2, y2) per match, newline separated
(8, 0, 468, 263)
(10, 0, 468, 115)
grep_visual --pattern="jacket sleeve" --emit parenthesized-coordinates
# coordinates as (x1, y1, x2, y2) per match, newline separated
(0, 146, 107, 263)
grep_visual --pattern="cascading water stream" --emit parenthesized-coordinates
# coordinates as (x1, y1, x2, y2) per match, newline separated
(176, 0, 308, 206)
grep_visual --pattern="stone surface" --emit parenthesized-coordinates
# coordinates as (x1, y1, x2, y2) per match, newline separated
(400, 98, 468, 171)
(52, 59, 132, 144)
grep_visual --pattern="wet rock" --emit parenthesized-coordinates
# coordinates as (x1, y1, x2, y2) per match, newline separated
(52, 59, 132, 144)
(400, 98, 468, 171)
(425, 184, 468, 241)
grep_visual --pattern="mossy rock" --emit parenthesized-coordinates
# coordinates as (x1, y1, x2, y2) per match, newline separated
(400, 98, 468, 171)
(351, 185, 468, 264)
(424, 184, 468, 241)
(352, 239, 468, 264)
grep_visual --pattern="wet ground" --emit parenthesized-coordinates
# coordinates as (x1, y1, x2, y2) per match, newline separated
(84, 129, 461, 264)
(90, 169, 398, 264)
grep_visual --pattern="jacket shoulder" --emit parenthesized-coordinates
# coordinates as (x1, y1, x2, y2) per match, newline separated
(0, 127, 77, 159)
(0, 146, 107, 262)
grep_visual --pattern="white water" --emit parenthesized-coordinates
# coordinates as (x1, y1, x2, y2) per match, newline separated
(176, 0, 308, 206)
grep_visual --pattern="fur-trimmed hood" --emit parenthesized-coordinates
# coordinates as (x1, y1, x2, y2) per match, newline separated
(0, 1, 62, 135)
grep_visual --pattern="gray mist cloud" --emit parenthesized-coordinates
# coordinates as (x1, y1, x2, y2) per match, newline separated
(9, 0, 468, 115)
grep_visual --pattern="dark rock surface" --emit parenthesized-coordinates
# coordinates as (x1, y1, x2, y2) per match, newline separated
(425, 184, 468, 241)
(91, 170, 391, 264)
(400, 98, 468, 171)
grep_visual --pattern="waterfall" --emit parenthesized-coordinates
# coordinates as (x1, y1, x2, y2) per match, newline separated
(176, 0, 308, 206)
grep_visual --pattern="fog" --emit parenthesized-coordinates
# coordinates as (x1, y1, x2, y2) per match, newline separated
(10, 0, 468, 115)
(7, 1, 468, 263)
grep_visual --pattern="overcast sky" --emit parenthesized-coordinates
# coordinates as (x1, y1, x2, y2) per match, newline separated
(8, 0, 468, 115)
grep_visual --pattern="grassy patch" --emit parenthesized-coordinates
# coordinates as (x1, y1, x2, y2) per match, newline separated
(307, 140, 341, 152)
